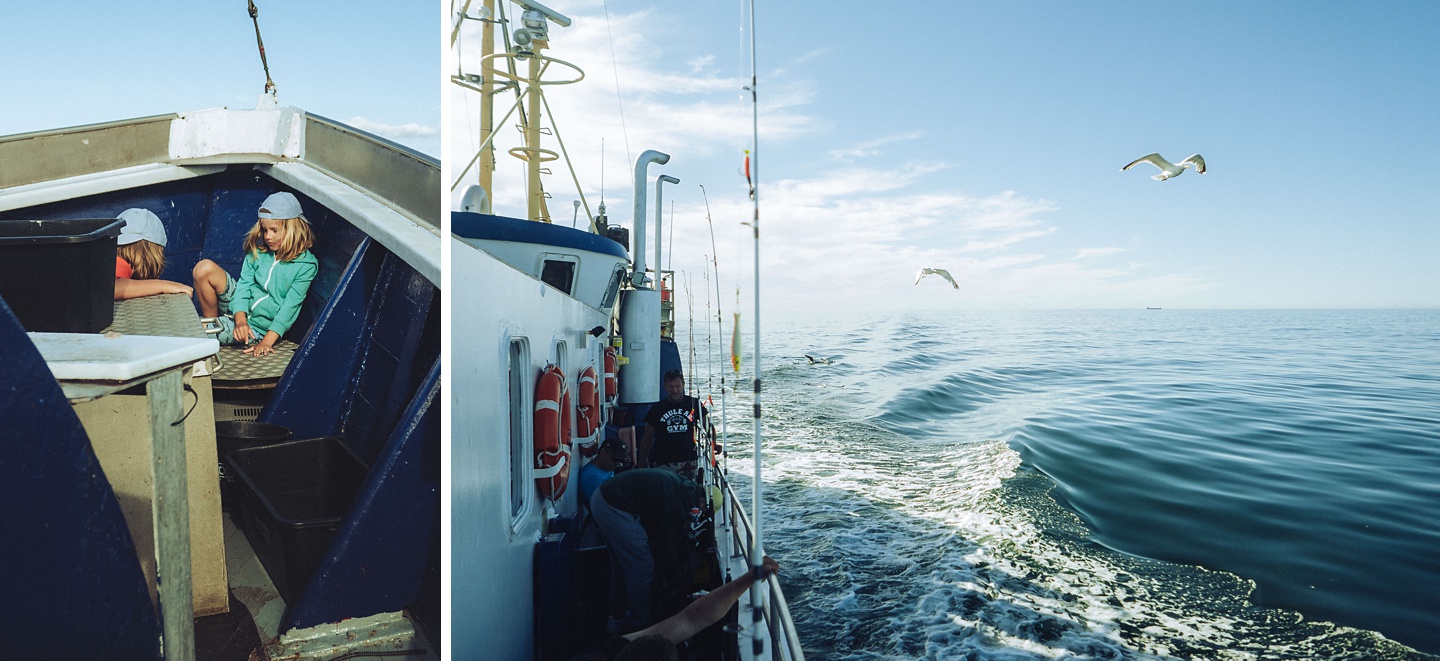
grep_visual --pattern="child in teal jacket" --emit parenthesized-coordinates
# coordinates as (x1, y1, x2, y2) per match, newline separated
(193, 192, 318, 357)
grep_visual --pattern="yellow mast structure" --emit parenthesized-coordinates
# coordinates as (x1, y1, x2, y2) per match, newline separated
(524, 24, 549, 221)
(479, 0, 496, 208)
(457, 0, 581, 223)
(491, 1, 572, 222)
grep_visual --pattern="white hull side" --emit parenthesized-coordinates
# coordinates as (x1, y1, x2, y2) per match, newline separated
(451, 235, 609, 658)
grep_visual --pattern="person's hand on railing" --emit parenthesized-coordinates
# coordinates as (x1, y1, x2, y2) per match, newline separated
(758, 555, 779, 580)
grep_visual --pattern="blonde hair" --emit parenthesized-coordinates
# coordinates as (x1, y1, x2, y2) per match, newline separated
(243, 216, 316, 262)
(118, 240, 166, 280)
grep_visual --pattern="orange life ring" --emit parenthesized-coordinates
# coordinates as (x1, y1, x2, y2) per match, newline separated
(603, 347, 618, 402)
(576, 366, 601, 455)
(534, 364, 572, 501)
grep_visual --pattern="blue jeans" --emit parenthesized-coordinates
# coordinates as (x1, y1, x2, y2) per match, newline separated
(589, 487, 654, 629)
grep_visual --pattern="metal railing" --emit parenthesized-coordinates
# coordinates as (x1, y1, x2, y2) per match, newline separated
(717, 475, 806, 661)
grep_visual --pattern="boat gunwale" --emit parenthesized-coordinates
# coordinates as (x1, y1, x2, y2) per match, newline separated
(452, 211, 629, 261)
(0, 113, 180, 145)
(1, 109, 439, 231)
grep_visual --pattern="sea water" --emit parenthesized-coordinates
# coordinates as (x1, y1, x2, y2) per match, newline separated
(683, 309, 1439, 659)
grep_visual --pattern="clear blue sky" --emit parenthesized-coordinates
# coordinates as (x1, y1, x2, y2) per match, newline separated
(453, 1, 1439, 312)
(2, 2, 439, 156)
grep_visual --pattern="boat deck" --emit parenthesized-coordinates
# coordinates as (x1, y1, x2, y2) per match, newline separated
(194, 513, 442, 661)
(193, 515, 275, 659)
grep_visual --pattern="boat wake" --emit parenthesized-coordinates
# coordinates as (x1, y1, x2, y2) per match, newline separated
(702, 311, 1435, 659)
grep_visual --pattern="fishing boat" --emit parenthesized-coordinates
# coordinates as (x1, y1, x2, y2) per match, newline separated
(0, 74, 440, 661)
(450, 1, 802, 658)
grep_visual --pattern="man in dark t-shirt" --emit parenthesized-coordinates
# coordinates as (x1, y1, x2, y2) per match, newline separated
(640, 370, 709, 471)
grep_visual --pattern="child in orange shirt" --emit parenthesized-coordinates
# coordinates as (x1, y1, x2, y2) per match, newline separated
(113, 208, 192, 300)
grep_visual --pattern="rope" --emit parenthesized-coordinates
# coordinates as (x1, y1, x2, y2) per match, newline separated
(601, 0, 632, 171)
(247, 0, 276, 96)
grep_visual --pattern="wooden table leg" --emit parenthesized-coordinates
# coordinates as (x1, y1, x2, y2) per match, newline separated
(148, 369, 195, 661)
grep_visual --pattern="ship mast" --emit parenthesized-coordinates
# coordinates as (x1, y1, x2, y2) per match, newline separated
(455, 0, 577, 222)
(479, 0, 496, 208)
(520, 6, 553, 221)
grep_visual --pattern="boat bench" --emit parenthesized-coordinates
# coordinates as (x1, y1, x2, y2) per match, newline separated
(119, 268, 298, 390)
(211, 340, 300, 390)
(155, 177, 371, 388)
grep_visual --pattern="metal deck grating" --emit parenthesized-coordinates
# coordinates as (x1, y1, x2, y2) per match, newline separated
(103, 294, 295, 386)
(104, 293, 207, 339)
(213, 340, 297, 385)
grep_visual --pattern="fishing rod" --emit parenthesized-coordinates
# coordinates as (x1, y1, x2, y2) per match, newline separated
(700, 185, 730, 490)
(703, 256, 717, 495)
(685, 271, 695, 405)
(743, 0, 765, 655)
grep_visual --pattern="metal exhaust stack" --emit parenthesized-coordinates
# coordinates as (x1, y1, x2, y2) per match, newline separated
(629, 150, 670, 287)
(620, 149, 670, 403)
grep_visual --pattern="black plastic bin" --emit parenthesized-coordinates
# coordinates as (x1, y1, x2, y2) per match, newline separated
(216, 421, 293, 460)
(215, 421, 293, 512)
(227, 437, 368, 602)
(0, 218, 124, 333)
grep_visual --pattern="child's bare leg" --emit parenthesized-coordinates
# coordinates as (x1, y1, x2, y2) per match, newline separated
(192, 259, 228, 317)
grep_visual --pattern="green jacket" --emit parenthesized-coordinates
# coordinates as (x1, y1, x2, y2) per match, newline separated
(231, 249, 318, 338)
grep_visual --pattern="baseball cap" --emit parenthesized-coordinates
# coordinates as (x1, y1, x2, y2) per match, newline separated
(257, 192, 309, 223)
(117, 208, 167, 247)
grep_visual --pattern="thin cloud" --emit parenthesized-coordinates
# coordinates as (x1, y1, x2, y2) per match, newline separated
(1072, 247, 1125, 260)
(791, 48, 829, 65)
(687, 55, 716, 74)
(829, 131, 925, 162)
(958, 228, 1057, 253)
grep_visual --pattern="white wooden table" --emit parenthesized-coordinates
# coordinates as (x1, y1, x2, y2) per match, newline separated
(29, 332, 218, 661)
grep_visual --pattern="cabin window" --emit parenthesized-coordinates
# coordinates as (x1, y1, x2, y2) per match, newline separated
(539, 258, 577, 295)
(508, 338, 532, 530)
(600, 265, 625, 310)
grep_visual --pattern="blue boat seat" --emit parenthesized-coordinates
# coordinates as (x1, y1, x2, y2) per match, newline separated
(0, 297, 162, 660)
(255, 237, 441, 631)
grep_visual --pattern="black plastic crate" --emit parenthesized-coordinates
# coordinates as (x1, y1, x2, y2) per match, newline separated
(215, 421, 293, 513)
(0, 218, 124, 333)
(227, 437, 368, 602)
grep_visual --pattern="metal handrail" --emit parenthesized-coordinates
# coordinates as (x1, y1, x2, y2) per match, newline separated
(718, 476, 806, 661)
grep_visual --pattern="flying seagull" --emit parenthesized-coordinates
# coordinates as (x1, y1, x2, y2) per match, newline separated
(914, 267, 959, 289)
(804, 354, 835, 365)
(1122, 153, 1206, 181)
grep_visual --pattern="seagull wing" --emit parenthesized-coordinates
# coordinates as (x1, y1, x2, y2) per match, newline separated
(1122, 153, 1173, 172)
(1182, 154, 1206, 174)
(804, 354, 817, 364)
(933, 268, 960, 289)
(914, 268, 928, 285)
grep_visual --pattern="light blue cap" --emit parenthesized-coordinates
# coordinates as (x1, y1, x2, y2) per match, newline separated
(257, 192, 309, 223)
(117, 208, 167, 247)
